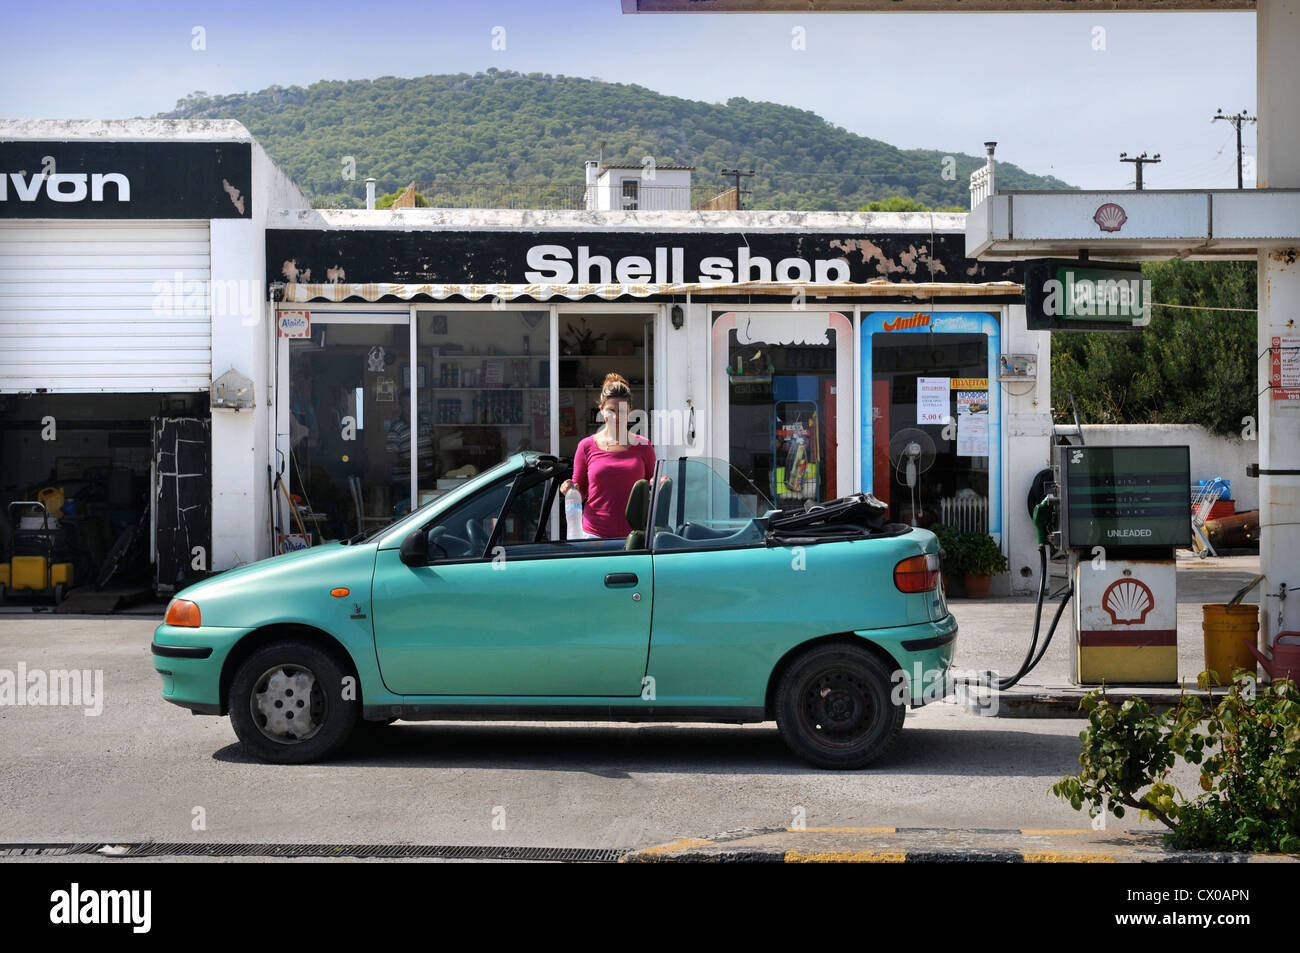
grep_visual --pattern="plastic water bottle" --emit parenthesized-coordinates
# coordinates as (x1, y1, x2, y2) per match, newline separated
(565, 488, 584, 539)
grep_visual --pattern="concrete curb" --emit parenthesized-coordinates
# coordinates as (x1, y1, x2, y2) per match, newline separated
(620, 827, 1300, 863)
(985, 685, 1233, 718)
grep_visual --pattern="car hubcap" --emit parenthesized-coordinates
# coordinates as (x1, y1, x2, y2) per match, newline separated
(251, 664, 325, 744)
(802, 669, 874, 747)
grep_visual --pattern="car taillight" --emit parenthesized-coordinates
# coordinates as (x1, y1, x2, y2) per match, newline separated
(894, 554, 940, 593)
(165, 599, 201, 627)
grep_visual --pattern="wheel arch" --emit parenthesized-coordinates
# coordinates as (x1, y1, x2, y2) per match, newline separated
(764, 633, 902, 720)
(219, 623, 361, 716)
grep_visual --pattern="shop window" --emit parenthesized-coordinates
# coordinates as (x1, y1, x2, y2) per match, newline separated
(416, 310, 550, 506)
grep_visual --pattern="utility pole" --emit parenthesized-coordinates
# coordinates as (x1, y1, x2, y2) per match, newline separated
(719, 167, 755, 210)
(1213, 108, 1257, 189)
(1119, 152, 1161, 190)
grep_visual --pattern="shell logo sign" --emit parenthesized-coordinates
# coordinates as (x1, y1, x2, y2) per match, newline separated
(1093, 202, 1128, 233)
(1102, 578, 1155, 625)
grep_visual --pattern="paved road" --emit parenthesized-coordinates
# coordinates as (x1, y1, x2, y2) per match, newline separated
(0, 598, 1232, 851)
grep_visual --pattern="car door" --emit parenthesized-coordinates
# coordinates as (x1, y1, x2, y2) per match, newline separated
(371, 462, 653, 696)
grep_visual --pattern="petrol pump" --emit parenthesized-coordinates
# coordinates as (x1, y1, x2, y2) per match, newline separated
(1049, 444, 1191, 686)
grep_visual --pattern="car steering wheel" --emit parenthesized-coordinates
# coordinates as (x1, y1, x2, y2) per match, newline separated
(465, 518, 488, 554)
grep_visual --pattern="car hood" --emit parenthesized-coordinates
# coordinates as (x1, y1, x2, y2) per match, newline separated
(171, 542, 380, 627)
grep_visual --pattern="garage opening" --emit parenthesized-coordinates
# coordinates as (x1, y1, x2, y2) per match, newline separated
(0, 392, 211, 610)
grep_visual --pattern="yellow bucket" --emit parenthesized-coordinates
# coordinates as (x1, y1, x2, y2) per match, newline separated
(1202, 604, 1260, 685)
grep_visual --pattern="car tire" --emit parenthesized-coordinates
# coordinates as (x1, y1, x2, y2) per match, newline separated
(774, 643, 905, 770)
(228, 641, 358, 764)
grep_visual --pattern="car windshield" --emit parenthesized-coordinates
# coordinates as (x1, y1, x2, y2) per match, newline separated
(351, 456, 521, 545)
(647, 457, 775, 548)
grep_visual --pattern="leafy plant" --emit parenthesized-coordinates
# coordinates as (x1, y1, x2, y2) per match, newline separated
(929, 523, 962, 572)
(1051, 673, 1300, 853)
(565, 317, 606, 356)
(956, 530, 1007, 577)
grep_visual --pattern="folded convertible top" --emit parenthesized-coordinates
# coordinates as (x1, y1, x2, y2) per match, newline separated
(764, 493, 911, 543)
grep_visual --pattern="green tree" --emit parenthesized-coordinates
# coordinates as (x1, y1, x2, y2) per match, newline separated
(156, 71, 1071, 210)
(1050, 260, 1257, 437)
(858, 196, 966, 212)
(376, 187, 428, 209)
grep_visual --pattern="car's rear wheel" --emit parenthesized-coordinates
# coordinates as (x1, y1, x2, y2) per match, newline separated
(774, 643, 905, 769)
(229, 641, 358, 764)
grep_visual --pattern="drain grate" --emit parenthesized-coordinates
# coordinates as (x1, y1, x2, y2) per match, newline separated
(1, 842, 622, 862)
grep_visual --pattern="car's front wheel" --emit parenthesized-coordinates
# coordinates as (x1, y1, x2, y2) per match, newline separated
(229, 641, 358, 764)
(774, 643, 905, 769)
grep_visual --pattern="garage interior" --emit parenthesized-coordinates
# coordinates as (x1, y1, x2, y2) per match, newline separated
(0, 392, 211, 610)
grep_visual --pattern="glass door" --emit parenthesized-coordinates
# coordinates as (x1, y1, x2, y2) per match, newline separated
(711, 311, 854, 505)
(860, 311, 1002, 541)
(283, 314, 411, 545)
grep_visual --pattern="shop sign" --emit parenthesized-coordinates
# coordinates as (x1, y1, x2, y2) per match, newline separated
(0, 140, 252, 219)
(277, 310, 311, 338)
(1024, 259, 1147, 332)
(267, 230, 1025, 288)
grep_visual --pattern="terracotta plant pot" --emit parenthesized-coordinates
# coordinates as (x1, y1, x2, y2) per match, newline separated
(962, 572, 993, 598)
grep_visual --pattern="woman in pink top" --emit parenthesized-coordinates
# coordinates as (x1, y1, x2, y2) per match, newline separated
(559, 372, 656, 539)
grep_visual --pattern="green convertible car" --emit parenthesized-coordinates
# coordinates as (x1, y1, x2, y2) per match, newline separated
(152, 453, 957, 768)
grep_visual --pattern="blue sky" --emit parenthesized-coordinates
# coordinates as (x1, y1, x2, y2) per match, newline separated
(0, 0, 1258, 190)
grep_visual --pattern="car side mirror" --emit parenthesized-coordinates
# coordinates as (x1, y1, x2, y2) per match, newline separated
(399, 527, 429, 567)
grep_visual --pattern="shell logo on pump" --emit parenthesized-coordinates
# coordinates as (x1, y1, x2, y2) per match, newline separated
(1102, 578, 1155, 625)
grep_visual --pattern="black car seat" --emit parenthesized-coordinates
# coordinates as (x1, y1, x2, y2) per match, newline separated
(652, 477, 673, 534)
(624, 479, 650, 550)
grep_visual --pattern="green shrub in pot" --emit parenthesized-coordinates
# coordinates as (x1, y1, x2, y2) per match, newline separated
(958, 531, 1008, 598)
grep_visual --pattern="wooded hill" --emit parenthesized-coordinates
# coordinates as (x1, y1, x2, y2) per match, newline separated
(157, 69, 1072, 209)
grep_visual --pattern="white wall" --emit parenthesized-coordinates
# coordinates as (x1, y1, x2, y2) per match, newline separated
(1078, 423, 1258, 511)
(1000, 303, 1055, 596)
(209, 140, 310, 570)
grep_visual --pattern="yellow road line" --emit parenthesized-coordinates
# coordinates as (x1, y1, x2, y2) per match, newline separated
(1023, 851, 1118, 863)
(785, 849, 907, 863)
(635, 837, 715, 856)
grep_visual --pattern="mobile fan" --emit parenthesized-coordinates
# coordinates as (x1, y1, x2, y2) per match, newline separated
(888, 428, 937, 527)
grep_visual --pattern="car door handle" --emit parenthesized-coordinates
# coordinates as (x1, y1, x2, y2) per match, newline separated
(605, 572, 638, 587)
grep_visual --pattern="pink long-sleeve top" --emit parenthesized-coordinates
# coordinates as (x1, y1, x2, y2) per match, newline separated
(572, 434, 656, 538)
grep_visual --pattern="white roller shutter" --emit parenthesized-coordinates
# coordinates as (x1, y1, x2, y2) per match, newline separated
(0, 221, 211, 392)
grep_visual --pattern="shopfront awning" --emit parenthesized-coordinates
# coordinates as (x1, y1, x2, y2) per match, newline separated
(278, 279, 1023, 303)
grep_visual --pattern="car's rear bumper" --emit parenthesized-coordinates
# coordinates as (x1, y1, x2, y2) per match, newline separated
(854, 614, 958, 708)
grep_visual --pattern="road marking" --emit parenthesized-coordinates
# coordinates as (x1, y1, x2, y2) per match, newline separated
(1023, 851, 1117, 863)
(785, 849, 906, 863)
